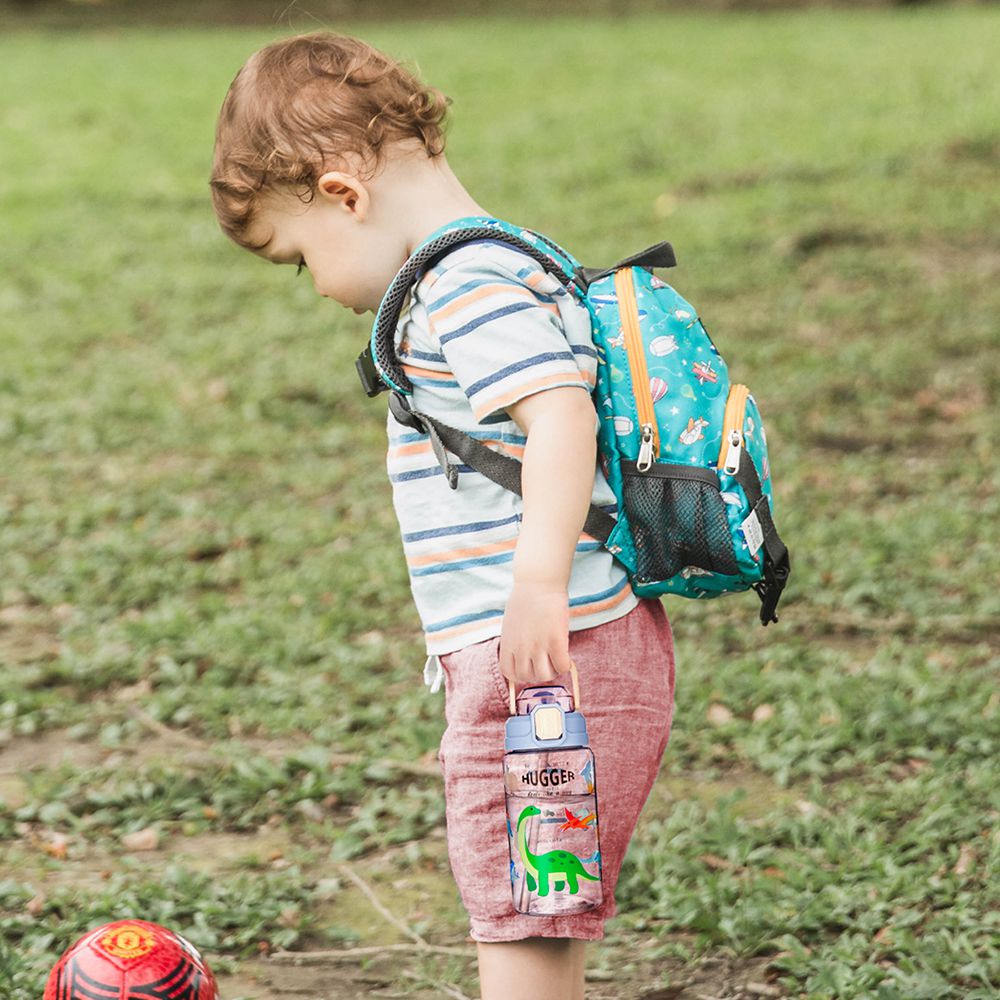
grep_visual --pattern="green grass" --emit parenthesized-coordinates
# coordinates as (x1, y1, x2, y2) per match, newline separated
(1, 8, 999, 999)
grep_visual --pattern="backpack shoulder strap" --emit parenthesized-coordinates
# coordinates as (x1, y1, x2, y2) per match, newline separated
(357, 219, 584, 397)
(388, 392, 617, 544)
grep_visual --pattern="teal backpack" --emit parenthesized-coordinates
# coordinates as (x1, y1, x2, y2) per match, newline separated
(356, 217, 790, 625)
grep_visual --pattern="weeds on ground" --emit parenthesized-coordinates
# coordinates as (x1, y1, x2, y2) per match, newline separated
(1, 9, 999, 998)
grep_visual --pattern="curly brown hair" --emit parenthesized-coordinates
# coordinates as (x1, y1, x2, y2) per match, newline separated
(210, 33, 450, 248)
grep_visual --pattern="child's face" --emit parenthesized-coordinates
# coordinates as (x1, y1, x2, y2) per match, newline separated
(248, 179, 405, 314)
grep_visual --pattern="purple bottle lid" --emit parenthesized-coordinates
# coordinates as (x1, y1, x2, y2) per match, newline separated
(505, 681, 590, 753)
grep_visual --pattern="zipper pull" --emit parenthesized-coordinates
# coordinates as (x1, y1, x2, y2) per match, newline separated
(637, 423, 655, 472)
(723, 429, 743, 475)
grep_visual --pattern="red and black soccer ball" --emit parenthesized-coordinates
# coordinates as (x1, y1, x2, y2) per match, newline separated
(44, 920, 219, 1000)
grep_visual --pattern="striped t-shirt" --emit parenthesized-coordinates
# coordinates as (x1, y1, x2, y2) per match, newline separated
(387, 236, 638, 656)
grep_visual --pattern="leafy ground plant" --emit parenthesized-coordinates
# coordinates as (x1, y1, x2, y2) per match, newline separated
(1, 7, 999, 999)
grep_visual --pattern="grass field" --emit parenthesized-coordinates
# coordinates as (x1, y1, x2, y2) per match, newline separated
(1, 8, 998, 999)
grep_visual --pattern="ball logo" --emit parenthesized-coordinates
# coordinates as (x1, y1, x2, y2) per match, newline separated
(98, 923, 157, 960)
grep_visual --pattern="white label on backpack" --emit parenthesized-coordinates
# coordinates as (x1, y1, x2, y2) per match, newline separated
(741, 510, 764, 557)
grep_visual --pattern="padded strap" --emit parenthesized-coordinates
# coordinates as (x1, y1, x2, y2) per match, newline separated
(363, 227, 582, 397)
(389, 393, 618, 544)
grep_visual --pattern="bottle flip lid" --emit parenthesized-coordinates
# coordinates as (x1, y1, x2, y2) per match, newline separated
(504, 702, 589, 752)
(504, 663, 589, 752)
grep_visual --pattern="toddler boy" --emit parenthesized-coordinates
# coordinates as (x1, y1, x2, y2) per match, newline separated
(211, 33, 676, 999)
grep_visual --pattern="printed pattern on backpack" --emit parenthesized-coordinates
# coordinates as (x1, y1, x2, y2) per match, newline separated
(587, 265, 778, 601)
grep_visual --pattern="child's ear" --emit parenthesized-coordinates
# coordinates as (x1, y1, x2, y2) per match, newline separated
(316, 171, 369, 220)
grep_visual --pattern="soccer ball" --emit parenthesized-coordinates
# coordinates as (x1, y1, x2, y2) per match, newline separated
(44, 919, 219, 1000)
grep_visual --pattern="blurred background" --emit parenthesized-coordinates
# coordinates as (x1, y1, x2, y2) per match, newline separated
(2, 0, 996, 25)
(1, 2, 998, 998)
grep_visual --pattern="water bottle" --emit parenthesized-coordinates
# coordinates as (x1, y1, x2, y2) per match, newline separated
(503, 661, 603, 915)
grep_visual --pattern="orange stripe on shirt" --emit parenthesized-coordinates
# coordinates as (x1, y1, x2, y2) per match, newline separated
(429, 611, 505, 645)
(482, 439, 525, 459)
(401, 363, 456, 381)
(430, 283, 559, 323)
(473, 374, 594, 421)
(430, 583, 631, 644)
(523, 271, 558, 292)
(389, 439, 525, 461)
(407, 509, 601, 569)
(569, 581, 634, 619)
(407, 537, 518, 569)
(387, 440, 434, 460)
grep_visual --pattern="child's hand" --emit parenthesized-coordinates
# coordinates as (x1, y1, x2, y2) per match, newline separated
(499, 580, 572, 688)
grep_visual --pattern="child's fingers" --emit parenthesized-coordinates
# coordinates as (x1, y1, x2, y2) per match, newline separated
(501, 651, 545, 687)
(498, 640, 518, 684)
(547, 645, 574, 682)
(499, 645, 545, 687)
(499, 644, 570, 688)
(525, 653, 561, 685)
(510, 654, 535, 686)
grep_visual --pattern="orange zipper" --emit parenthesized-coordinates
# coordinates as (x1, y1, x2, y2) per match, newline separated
(614, 268, 659, 469)
(718, 383, 750, 472)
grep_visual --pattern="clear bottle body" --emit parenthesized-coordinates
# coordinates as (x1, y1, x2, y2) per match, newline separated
(503, 745, 602, 915)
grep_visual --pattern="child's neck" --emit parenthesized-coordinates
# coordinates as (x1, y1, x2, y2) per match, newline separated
(373, 147, 491, 255)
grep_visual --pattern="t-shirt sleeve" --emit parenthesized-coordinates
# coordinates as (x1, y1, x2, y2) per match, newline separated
(419, 248, 594, 423)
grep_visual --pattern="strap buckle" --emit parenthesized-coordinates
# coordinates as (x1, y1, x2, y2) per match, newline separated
(755, 557, 790, 626)
(387, 390, 421, 430)
(355, 345, 388, 398)
(387, 393, 459, 489)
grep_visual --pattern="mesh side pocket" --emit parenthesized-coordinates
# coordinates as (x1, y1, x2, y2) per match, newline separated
(621, 461, 739, 583)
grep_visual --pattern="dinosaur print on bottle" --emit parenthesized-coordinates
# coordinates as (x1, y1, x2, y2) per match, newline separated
(515, 806, 601, 897)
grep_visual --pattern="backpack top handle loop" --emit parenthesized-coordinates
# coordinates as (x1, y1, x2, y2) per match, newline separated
(575, 241, 677, 290)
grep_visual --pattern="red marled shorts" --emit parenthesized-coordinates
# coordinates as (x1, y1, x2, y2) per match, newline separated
(437, 597, 676, 942)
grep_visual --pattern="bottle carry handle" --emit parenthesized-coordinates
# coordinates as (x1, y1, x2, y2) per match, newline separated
(508, 659, 581, 716)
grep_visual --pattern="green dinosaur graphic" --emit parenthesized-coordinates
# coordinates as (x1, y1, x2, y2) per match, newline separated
(516, 805, 600, 897)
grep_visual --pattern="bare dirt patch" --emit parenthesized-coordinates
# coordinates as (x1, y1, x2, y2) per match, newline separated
(0, 602, 63, 668)
(2, 728, 107, 775)
(215, 961, 437, 999)
(909, 239, 1000, 290)
(214, 943, 788, 999)
(2, 825, 307, 899)
(0, 728, 107, 810)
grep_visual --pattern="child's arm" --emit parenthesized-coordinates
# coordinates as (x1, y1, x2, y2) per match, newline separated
(500, 386, 599, 687)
